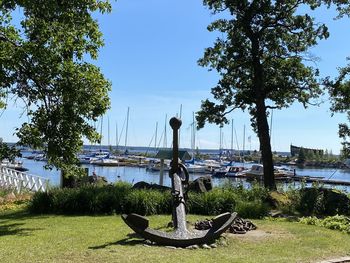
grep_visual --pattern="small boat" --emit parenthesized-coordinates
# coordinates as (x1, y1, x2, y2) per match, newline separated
(1, 159, 29, 172)
(185, 163, 206, 174)
(212, 166, 246, 178)
(91, 158, 123, 167)
(238, 164, 295, 179)
(225, 166, 247, 177)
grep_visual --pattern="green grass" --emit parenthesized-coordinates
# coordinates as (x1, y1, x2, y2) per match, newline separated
(1, 210, 350, 263)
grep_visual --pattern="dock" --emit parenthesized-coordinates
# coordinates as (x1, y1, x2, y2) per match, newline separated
(231, 174, 350, 186)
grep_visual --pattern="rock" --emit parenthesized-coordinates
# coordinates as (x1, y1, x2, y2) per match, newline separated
(144, 240, 153, 245)
(165, 246, 177, 249)
(188, 176, 212, 192)
(201, 244, 211, 249)
(133, 181, 170, 191)
(186, 245, 199, 249)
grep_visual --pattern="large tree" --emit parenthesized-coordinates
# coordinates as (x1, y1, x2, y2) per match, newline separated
(0, 1, 111, 175)
(328, 62, 350, 158)
(196, 0, 328, 189)
(325, 1, 350, 159)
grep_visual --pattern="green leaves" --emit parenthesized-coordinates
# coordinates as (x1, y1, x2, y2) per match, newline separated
(197, 0, 333, 189)
(1, 1, 111, 173)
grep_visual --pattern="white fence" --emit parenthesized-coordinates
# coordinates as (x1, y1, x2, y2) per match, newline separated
(0, 166, 49, 193)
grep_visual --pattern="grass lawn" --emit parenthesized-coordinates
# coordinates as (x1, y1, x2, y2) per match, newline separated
(1, 210, 350, 263)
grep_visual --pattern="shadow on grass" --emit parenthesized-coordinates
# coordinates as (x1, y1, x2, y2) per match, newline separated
(0, 210, 50, 221)
(88, 233, 145, 249)
(0, 222, 44, 237)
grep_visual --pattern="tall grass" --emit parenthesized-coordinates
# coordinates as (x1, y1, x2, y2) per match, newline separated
(28, 182, 270, 218)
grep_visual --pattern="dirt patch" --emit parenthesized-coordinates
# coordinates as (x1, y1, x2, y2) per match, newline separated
(227, 228, 294, 242)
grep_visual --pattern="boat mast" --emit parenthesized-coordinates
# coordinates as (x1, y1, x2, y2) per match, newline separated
(231, 119, 234, 159)
(163, 114, 167, 148)
(155, 122, 158, 150)
(125, 107, 130, 151)
(242, 124, 246, 161)
(219, 126, 222, 157)
(115, 121, 119, 150)
(100, 116, 103, 150)
(192, 112, 196, 156)
(108, 116, 110, 147)
(270, 109, 274, 148)
(179, 104, 182, 148)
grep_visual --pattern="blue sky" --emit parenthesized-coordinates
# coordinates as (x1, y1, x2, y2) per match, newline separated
(1, 0, 350, 154)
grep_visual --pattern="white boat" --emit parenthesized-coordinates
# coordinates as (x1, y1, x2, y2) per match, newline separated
(225, 166, 247, 177)
(238, 164, 294, 179)
(185, 163, 206, 174)
(1, 159, 28, 171)
(90, 158, 123, 166)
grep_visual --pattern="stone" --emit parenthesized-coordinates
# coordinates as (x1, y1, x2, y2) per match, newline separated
(165, 246, 177, 249)
(186, 245, 199, 249)
(201, 244, 211, 249)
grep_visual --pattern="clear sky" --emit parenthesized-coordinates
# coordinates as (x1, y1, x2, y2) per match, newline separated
(1, 0, 350, 154)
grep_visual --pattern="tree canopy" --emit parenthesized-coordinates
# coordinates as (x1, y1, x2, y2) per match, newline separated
(0, 0, 111, 174)
(196, 0, 332, 189)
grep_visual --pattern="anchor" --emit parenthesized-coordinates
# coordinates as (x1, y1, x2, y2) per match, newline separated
(122, 117, 237, 247)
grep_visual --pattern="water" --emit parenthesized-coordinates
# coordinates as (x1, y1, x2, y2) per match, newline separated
(19, 156, 350, 191)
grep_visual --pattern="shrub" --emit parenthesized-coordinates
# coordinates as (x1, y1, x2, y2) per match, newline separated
(299, 215, 350, 234)
(187, 189, 237, 215)
(297, 188, 350, 216)
(235, 200, 269, 219)
(123, 189, 171, 215)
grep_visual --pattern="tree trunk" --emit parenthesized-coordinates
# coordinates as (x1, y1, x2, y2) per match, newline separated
(256, 99, 276, 190)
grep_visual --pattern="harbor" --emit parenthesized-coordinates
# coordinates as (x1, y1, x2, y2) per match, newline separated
(15, 149, 350, 191)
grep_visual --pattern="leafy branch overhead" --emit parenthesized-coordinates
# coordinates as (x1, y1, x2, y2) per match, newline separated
(327, 61, 350, 158)
(0, 1, 112, 174)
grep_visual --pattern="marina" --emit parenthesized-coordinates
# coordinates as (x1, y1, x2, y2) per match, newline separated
(15, 150, 350, 191)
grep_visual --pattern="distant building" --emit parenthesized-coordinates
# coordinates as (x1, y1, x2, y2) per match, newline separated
(290, 144, 323, 157)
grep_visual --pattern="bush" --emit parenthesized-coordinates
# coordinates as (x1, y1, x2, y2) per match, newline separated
(299, 215, 350, 234)
(29, 182, 133, 214)
(28, 182, 270, 218)
(297, 188, 350, 216)
(235, 200, 269, 219)
(123, 189, 171, 215)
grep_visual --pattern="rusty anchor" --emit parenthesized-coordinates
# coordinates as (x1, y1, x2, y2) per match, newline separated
(122, 117, 237, 247)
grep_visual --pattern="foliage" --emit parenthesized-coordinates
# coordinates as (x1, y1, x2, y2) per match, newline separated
(0, 189, 32, 212)
(196, 0, 331, 189)
(29, 182, 269, 218)
(29, 182, 132, 214)
(0, 1, 112, 176)
(299, 215, 350, 234)
(297, 147, 306, 164)
(122, 189, 172, 215)
(0, 140, 21, 162)
(297, 187, 350, 216)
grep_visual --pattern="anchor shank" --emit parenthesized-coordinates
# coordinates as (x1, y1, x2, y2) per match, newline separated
(169, 117, 187, 232)
(173, 172, 187, 232)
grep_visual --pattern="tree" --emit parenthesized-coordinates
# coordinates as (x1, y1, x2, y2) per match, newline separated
(196, 0, 329, 189)
(328, 63, 350, 158)
(297, 147, 306, 164)
(0, 139, 20, 162)
(0, 1, 111, 175)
